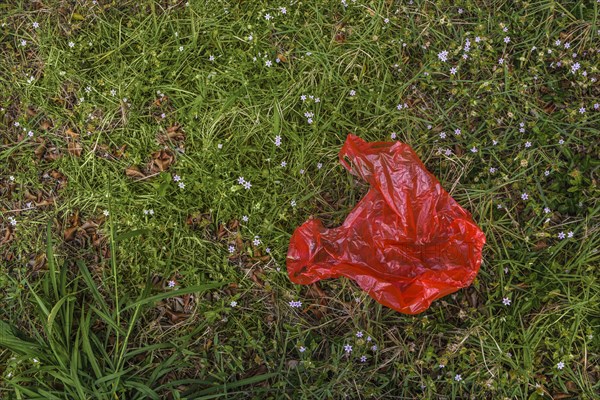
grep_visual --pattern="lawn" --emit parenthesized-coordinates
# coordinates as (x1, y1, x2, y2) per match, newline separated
(1, 0, 599, 398)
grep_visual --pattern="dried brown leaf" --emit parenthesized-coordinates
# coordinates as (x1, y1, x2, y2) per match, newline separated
(150, 149, 174, 172)
(68, 142, 82, 157)
(125, 165, 146, 178)
(26, 106, 38, 117)
(40, 119, 53, 130)
(64, 226, 78, 241)
(34, 141, 46, 160)
(65, 128, 79, 139)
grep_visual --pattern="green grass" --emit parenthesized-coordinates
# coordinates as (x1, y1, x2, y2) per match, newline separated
(1, 0, 599, 398)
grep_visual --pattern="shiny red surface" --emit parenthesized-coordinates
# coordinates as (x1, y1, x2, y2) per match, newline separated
(287, 134, 486, 314)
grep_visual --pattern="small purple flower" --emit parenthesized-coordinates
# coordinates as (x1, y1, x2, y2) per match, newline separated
(438, 50, 449, 62)
(504, 36, 510, 43)
(243, 181, 252, 190)
(360, 355, 367, 362)
(567, 231, 574, 238)
(356, 331, 363, 338)
(502, 297, 511, 306)
(558, 232, 565, 239)
(168, 280, 176, 288)
(521, 192, 529, 200)
(173, 174, 181, 182)
(344, 344, 352, 354)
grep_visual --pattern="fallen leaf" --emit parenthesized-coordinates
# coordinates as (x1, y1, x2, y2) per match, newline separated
(153, 95, 169, 107)
(40, 120, 53, 130)
(44, 147, 62, 161)
(36, 198, 55, 207)
(149, 149, 175, 172)
(80, 220, 98, 232)
(1, 228, 13, 245)
(50, 170, 66, 181)
(65, 128, 79, 139)
(165, 309, 190, 323)
(26, 106, 38, 117)
(34, 141, 46, 159)
(64, 226, 79, 241)
(125, 166, 146, 178)
(454, 144, 464, 157)
(68, 141, 82, 157)
(334, 32, 346, 43)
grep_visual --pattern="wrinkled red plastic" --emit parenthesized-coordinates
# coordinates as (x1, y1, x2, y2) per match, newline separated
(287, 134, 486, 314)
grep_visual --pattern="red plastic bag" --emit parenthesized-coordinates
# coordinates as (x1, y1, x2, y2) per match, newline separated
(287, 134, 486, 314)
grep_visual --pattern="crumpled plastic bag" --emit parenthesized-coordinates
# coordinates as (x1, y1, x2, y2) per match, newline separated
(287, 134, 486, 314)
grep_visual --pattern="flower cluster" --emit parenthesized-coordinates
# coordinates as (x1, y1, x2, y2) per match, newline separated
(237, 176, 252, 190)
